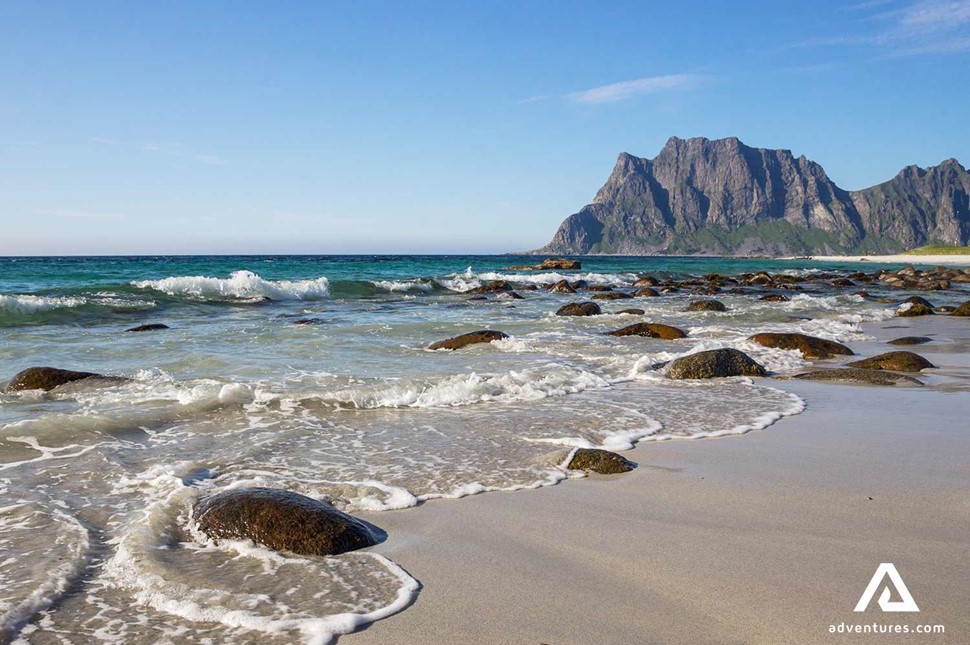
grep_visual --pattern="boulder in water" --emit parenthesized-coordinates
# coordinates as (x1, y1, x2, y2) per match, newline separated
(898, 302, 934, 317)
(748, 332, 853, 360)
(616, 308, 645, 315)
(667, 349, 767, 379)
(6, 367, 103, 392)
(428, 330, 509, 350)
(567, 448, 635, 474)
(685, 299, 727, 312)
(846, 351, 935, 372)
(555, 302, 601, 317)
(592, 291, 633, 300)
(125, 323, 169, 332)
(887, 336, 932, 346)
(549, 279, 576, 294)
(193, 488, 377, 556)
(607, 323, 687, 340)
(791, 368, 922, 386)
(635, 287, 659, 297)
(952, 300, 970, 316)
(759, 294, 790, 302)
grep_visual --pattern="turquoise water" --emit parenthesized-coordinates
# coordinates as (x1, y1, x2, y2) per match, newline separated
(0, 254, 956, 643)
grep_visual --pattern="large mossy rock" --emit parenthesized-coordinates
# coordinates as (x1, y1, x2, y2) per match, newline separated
(549, 279, 576, 294)
(193, 488, 376, 556)
(748, 332, 854, 360)
(887, 336, 932, 346)
(5, 367, 102, 392)
(667, 348, 767, 379)
(428, 330, 509, 350)
(592, 291, 633, 301)
(685, 299, 727, 312)
(463, 280, 512, 295)
(952, 301, 970, 316)
(567, 448, 635, 474)
(555, 302, 601, 317)
(535, 257, 581, 270)
(898, 302, 934, 317)
(846, 351, 935, 372)
(607, 323, 687, 340)
(791, 368, 922, 386)
(635, 287, 660, 297)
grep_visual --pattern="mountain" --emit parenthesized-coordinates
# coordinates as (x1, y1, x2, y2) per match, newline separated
(533, 137, 969, 256)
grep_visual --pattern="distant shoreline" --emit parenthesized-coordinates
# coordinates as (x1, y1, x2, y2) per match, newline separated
(781, 253, 970, 265)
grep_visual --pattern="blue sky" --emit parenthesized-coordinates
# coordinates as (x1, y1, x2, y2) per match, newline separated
(1, 0, 968, 255)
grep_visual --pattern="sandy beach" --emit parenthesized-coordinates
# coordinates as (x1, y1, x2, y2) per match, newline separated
(348, 315, 970, 645)
(799, 254, 970, 266)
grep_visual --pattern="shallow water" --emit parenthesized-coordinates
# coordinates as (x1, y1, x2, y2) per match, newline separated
(1, 255, 964, 643)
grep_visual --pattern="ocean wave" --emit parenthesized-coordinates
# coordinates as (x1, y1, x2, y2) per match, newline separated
(132, 270, 330, 301)
(371, 279, 435, 293)
(436, 267, 638, 292)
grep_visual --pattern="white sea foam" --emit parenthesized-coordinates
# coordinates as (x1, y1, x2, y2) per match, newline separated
(371, 279, 433, 292)
(133, 270, 330, 301)
(102, 474, 418, 644)
(436, 267, 637, 292)
(0, 294, 89, 313)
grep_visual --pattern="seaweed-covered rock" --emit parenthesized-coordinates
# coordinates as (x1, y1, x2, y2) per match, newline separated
(428, 330, 509, 350)
(759, 294, 790, 302)
(125, 323, 170, 332)
(567, 448, 635, 474)
(887, 336, 932, 346)
(193, 488, 376, 556)
(536, 257, 581, 270)
(635, 287, 660, 297)
(587, 285, 613, 292)
(847, 351, 935, 372)
(667, 349, 767, 379)
(616, 308, 645, 315)
(748, 332, 854, 360)
(903, 296, 935, 309)
(463, 280, 512, 295)
(685, 299, 727, 312)
(898, 302, 934, 317)
(952, 301, 970, 316)
(556, 302, 601, 317)
(791, 368, 922, 386)
(6, 367, 102, 392)
(633, 276, 659, 287)
(549, 279, 576, 294)
(607, 323, 687, 340)
(592, 291, 633, 301)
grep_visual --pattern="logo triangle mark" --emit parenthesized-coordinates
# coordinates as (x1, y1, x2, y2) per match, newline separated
(854, 563, 920, 612)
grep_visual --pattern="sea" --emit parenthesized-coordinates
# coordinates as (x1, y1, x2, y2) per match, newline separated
(0, 254, 959, 644)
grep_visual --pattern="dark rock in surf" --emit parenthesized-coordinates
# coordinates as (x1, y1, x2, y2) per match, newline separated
(616, 308, 645, 315)
(607, 323, 687, 340)
(6, 367, 103, 392)
(887, 336, 932, 346)
(463, 280, 513, 295)
(667, 349, 767, 379)
(748, 332, 854, 360)
(952, 300, 970, 316)
(898, 302, 934, 317)
(428, 330, 509, 350)
(759, 294, 790, 302)
(685, 299, 727, 312)
(592, 291, 633, 300)
(846, 351, 935, 372)
(567, 448, 635, 474)
(556, 302, 601, 317)
(549, 279, 576, 294)
(635, 287, 660, 297)
(193, 487, 376, 556)
(125, 323, 170, 332)
(292, 318, 325, 325)
(791, 368, 922, 386)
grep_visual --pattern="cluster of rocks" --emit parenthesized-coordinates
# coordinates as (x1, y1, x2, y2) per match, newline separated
(878, 265, 970, 291)
(505, 257, 581, 271)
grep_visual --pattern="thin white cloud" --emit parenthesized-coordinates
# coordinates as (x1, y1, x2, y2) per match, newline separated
(196, 154, 225, 166)
(517, 94, 548, 105)
(568, 74, 700, 104)
(793, 0, 970, 55)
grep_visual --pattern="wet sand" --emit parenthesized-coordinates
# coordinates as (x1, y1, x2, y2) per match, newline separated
(348, 316, 970, 644)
